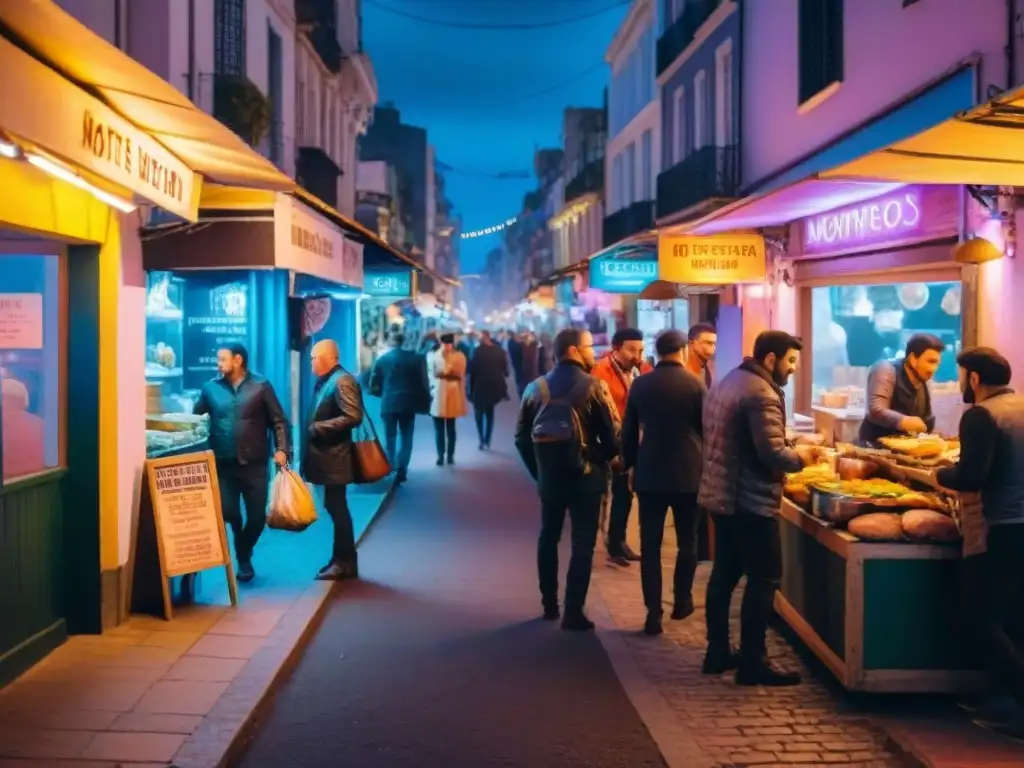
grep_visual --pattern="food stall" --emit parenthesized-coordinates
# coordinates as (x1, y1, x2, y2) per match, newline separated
(776, 435, 985, 693)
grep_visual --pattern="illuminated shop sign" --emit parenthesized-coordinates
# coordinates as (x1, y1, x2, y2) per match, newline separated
(365, 270, 412, 297)
(803, 187, 924, 255)
(589, 256, 658, 293)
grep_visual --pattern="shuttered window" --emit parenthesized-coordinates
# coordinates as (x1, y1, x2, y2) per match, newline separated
(797, 0, 844, 107)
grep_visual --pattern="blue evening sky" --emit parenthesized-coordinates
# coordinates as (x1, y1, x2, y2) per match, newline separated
(362, 0, 629, 272)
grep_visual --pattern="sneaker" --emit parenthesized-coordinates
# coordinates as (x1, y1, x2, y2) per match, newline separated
(606, 552, 631, 567)
(735, 661, 802, 687)
(236, 560, 255, 583)
(701, 645, 740, 674)
(622, 543, 641, 562)
(644, 613, 663, 636)
(561, 612, 595, 631)
(446, 455, 455, 465)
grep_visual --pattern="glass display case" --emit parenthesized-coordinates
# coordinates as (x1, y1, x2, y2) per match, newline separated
(637, 298, 688, 363)
(144, 271, 209, 457)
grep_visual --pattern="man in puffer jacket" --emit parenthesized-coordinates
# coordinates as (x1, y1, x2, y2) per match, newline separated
(699, 330, 820, 687)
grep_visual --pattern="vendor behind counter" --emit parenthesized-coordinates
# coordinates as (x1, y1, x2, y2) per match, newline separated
(858, 333, 945, 444)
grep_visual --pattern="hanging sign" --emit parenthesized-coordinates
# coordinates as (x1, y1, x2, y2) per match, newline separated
(657, 234, 766, 285)
(365, 270, 413, 297)
(0, 293, 43, 349)
(274, 195, 363, 287)
(589, 256, 658, 293)
(127, 451, 237, 620)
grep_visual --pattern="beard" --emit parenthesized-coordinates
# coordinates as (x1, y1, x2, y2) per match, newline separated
(962, 383, 976, 405)
(772, 364, 790, 387)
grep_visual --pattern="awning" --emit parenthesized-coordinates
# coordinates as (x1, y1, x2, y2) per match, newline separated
(674, 65, 978, 236)
(0, 1, 294, 193)
(822, 83, 1024, 186)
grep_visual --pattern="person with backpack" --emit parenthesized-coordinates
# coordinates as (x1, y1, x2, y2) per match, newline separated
(514, 328, 620, 631)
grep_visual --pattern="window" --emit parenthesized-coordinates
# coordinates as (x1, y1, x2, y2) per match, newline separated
(214, 0, 246, 76)
(622, 142, 630, 205)
(612, 153, 624, 211)
(715, 38, 734, 147)
(641, 130, 652, 200)
(672, 85, 687, 164)
(693, 70, 707, 150)
(0, 254, 63, 484)
(798, 0, 844, 107)
(267, 23, 283, 164)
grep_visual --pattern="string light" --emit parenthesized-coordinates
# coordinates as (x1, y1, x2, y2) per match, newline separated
(461, 217, 518, 239)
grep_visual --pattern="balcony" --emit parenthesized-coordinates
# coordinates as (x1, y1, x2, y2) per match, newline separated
(564, 157, 605, 203)
(602, 200, 654, 248)
(656, 145, 739, 222)
(656, 0, 723, 77)
(296, 146, 341, 208)
(296, 0, 342, 72)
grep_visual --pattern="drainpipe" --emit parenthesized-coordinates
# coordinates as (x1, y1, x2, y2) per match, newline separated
(187, 0, 196, 101)
(736, 0, 744, 188)
(1008, 0, 1017, 89)
(113, 0, 122, 49)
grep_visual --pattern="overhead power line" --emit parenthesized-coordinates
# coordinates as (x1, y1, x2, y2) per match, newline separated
(478, 61, 607, 108)
(365, 0, 630, 30)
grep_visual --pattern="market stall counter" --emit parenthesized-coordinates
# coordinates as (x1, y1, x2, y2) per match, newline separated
(775, 442, 987, 694)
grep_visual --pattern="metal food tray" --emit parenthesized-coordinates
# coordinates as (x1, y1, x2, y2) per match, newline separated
(809, 486, 877, 525)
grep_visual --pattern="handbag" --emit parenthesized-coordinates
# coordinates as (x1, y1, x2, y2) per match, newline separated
(352, 389, 392, 484)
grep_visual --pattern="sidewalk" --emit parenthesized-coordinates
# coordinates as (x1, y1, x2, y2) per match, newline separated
(0, 401, 395, 767)
(590, 527, 1024, 768)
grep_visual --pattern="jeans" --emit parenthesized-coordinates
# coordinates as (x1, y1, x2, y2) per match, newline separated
(383, 413, 416, 476)
(961, 524, 1024, 703)
(638, 493, 700, 616)
(538, 490, 602, 614)
(474, 406, 495, 446)
(705, 512, 783, 666)
(433, 417, 457, 460)
(215, 460, 269, 562)
(324, 484, 356, 565)
(606, 471, 633, 554)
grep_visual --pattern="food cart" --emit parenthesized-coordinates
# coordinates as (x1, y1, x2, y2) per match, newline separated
(776, 438, 987, 693)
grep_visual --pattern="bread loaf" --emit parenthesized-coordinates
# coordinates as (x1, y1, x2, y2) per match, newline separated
(901, 509, 960, 542)
(848, 513, 903, 541)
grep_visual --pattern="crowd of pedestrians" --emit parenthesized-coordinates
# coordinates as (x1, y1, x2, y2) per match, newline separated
(514, 323, 824, 687)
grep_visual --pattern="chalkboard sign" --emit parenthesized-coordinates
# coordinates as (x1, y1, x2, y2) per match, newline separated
(127, 451, 237, 620)
(181, 279, 250, 390)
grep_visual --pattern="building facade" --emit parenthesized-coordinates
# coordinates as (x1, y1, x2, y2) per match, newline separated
(549, 107, 606, 271)
(604, 0, 659, 249)
(655, 0, 740, 225)
(355, 160, 406, 246)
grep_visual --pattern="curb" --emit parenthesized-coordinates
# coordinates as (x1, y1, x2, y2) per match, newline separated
(171, 478, 399, 768)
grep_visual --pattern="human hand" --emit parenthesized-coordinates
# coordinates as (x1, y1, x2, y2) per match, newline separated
(793, 432, 825, 447)
(899, 416, 928, 435)
(794, 444, 823, 466)
(274, 451, 287, 467)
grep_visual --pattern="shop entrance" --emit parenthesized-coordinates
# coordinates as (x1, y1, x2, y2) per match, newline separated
(0, 234, 103, 686)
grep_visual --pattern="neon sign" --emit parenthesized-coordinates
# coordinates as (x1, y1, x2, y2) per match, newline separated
(803, 188, 923, 254)
(589, 257, 658, 293)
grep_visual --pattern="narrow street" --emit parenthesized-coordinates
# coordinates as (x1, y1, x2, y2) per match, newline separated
(233, 403, 667, 767)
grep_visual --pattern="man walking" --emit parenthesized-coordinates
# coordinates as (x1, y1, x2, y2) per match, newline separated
(303, 339, 364, 581)
(621, 329, 706, 636)
(593, 327, 651, 566)
(467, 330, 509, 450)
(515, 328, 619, 630)
(699, 331, 819, 686)
(194, 343, 290, 583)
(368, 331, 430, 483)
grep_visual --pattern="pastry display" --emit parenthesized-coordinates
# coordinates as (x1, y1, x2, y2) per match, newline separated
(878, 434, 948, 458)
(901, 509, 960, 542)
(848, 513, 904, 541)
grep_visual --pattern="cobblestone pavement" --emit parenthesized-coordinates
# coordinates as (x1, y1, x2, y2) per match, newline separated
(593, 552, 909, 768)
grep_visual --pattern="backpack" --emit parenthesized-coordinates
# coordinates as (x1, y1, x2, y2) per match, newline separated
(530, 376, 592, 474)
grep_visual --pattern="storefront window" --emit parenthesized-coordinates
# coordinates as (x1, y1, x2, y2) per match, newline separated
(637, 299, 688, 364)
(0, 254, 62, 483)
(810, 280, 963, 405)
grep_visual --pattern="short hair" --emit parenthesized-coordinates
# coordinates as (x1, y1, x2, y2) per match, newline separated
(957, 346, 1012, 387)
(222, 342, 248, 368)
(655, 329, 687, 358)
(391, 331, 406, 346)
(439, 332, 455, 345)
(752, 330, 803, 363)
(553, 328, 583, 360)
(688, 322, 716, 340)
(611, 327, 644, 348)
(906, 333, 945, 358)
(480, 330, 492, 342)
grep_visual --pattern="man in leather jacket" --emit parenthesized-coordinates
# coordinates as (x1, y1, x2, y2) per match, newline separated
(515, 328, 620, 631)
(194, 343, 290, 582)
(303, 339, 364, 580)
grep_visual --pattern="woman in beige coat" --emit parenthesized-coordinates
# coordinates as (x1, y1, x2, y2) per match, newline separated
(430, 333, 468, 465)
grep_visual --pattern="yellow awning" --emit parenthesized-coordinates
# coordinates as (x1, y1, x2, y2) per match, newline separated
(823, 84, 1024, 186)
(0, 1, 295, 192)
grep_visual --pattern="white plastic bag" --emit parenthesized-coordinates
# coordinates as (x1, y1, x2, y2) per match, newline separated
(267, 467, 318, 532)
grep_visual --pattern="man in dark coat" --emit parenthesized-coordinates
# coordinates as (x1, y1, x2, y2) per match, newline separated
(368, 331, 430, 483)
(699, 331, 821, 686)
(621, 329, 706, 636)
(303, 339, 364, 581)
(194, 342, 290, 583)
(467, 330, 509, 450)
